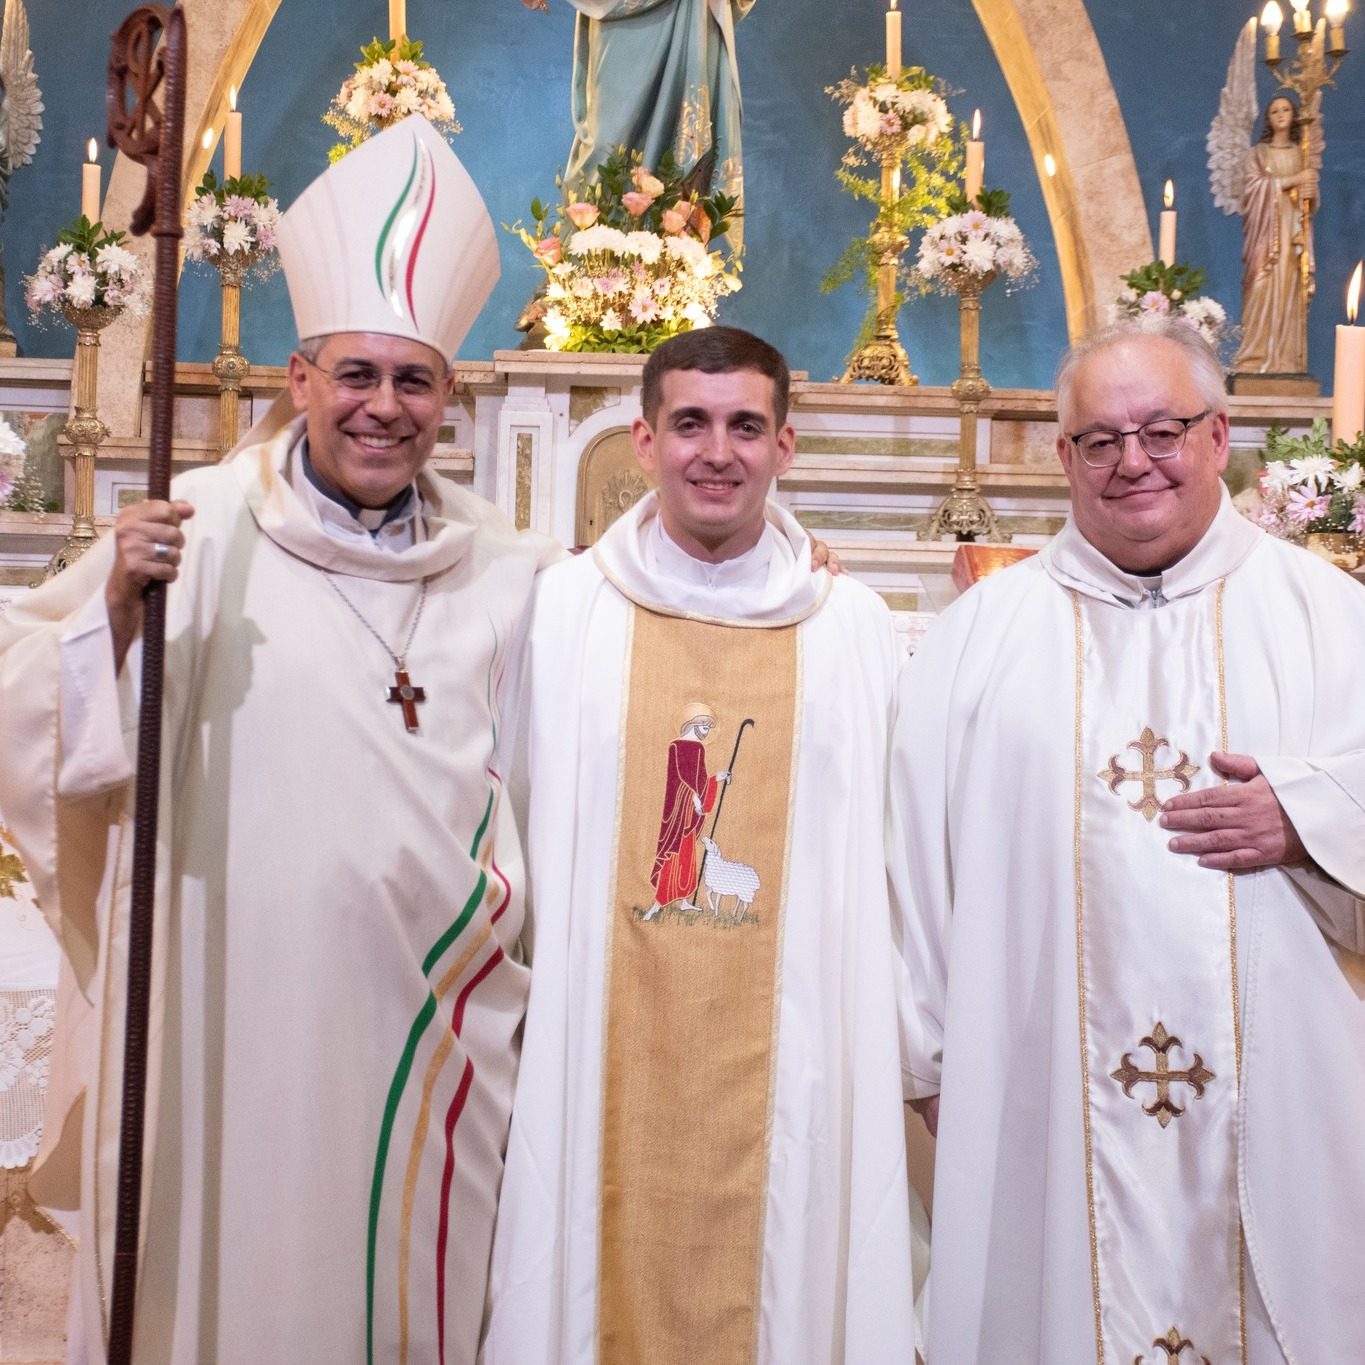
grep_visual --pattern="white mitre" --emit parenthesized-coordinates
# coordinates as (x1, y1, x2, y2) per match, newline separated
(232, 116, 499, 453)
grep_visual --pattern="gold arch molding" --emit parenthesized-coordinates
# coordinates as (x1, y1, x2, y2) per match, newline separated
(969, 0, 1152, 341)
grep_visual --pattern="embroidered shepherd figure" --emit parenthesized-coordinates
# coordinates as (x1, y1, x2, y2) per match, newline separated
(643, 702, 729, 919)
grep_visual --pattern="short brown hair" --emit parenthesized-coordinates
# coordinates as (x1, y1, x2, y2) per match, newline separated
(641, 326, 791, 426)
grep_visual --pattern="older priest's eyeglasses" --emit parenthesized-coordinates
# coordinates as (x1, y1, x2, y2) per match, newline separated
(1068, 410, 1211, 468)
(302, 354, 445, 401)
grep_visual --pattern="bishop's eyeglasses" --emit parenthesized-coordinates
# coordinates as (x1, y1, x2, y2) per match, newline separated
(1067, 410, 1211, 468)
(302, 354, 446, 401)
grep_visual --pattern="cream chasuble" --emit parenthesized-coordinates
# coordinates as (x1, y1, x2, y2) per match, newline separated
(891, 491, 1365, 1365)
(0, 419, 553, 1365)
(484, 495, 922, 1364)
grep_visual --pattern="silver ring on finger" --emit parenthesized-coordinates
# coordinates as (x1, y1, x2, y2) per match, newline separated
(153, 541, 171, 560)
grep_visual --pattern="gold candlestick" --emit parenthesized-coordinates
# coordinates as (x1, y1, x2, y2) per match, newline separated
(45, 303, 120, 577)
(211, 252, 254, 457)
(926, 270, 1007, 542)
(841, 151, 917, 386)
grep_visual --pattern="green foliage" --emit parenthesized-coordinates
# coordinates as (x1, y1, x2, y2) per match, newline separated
(192, 169, 274, 205)
(356, 35, 431, 69)
(56, 215, 129, 255)
(1262, 418, 1365, 533)
(1120, 259, 1208, 302)
(944, 186, 1012, 218)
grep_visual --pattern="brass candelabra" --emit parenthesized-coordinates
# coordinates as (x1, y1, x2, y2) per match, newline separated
(841, 153, 917, 386)
(926, 269, 1007, 542)
(211, 251, 258, 456)
(45, 303, 121, 577)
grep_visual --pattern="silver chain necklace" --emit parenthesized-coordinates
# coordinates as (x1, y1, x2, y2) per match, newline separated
(322, 572, 429, 733)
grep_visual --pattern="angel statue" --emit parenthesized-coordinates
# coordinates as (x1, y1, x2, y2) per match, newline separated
(0, 0, 44, 354)
(1208, 20, 1321, 379)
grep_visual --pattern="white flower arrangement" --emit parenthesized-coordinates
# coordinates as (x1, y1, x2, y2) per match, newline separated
(836, 75, 951, 159)
(914, 206, 1037, 293)
(1244, 418, 1365, 542)
(183, 171, 281, 279)
(25, 219, 149, 321)
(0, 416, 25, 505)
(324, 37, 458, 162)
(1108, 262, 1232, 352)
(513, 147, 741, 353)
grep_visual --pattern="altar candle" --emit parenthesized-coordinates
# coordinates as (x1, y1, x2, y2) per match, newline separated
(965, 109, 984, 205)
(1261, 2, 1283, 62)
(1326, 0, 1348, 53)
(1333, 262, 1365, 446)
(886, 0, 902, 80)
(1290, 0, 1312, 36)
(81, 140, 100, 223)
(390, 0, 405, 41)
(1158, 181, 1177, 266)
(225, 86, 242, 180)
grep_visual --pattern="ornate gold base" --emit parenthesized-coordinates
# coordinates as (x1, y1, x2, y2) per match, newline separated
(841, 330, 918, 386)
(926, 484, 1010, 543)
(43, 530, 98, 579)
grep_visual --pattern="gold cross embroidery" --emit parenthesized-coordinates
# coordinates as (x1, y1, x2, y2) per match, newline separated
(1111, 1023, 1215, 1128)
(1098, 726, 1200, 821)
(1134, 1325, 1212, 1363)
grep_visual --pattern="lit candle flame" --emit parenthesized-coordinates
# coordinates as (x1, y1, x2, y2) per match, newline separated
(1262, 0, 1284, 33)
(1043, 153, 1057, 177)
(972, 108, 981, 140)
(202, 128, 215, 151)
(86, 138, 98, 163)
(1349, 261, 1363, 325)
(230, 84, 238, 111)
(1164, 180, 1174, 209)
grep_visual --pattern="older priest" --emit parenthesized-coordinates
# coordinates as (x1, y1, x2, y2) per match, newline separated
(891, 319, 1365, 1363)
(483, 328, 923, 1364)
(0, 119, 554, 1363)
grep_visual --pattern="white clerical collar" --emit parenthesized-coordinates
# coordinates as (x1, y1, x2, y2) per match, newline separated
(288, 438, 424, 550)
(1041, 484, 1264, 607)
(647, 514, 779, 592)
(593, 491, 828, 627)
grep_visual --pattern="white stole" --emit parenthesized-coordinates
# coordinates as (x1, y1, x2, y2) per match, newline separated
(1073, 583, 1244, 1363)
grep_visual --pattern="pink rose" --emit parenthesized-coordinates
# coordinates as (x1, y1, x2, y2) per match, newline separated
(565, 201, 599, 229)
(622, 191, 656, 216)
(661, 207, 689, 234)
(533, 236, 563, 265)
(631, 167, 666, 197)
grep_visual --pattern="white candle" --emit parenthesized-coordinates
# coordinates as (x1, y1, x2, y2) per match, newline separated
(81, 139, 100, 222)
(225, 86, 242, 180)
(1290, 0, 1311, 35)
(390, 0, 405, 41)
(965, 108, 984, 204)
(885, 0, 902, 80)
(1332, 262, 1365, 446)
(1261, 2, 1283, 61)
(1158, 180, 1177, 266)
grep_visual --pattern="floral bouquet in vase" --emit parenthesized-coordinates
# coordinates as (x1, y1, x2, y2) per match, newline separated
(511, 147, 741, 353)
(324, 36, 458, 162)
(0, 416, 27, 507)
(25, 216, 149, 323)
(1244, 418, 1365, 567)
(184, 170, 282, 280)
(913, 189, 1037, 294)
(1110, 261, 1231, 353)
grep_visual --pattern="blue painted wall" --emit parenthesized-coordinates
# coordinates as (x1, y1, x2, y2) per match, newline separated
(4, 2, 1361, 390)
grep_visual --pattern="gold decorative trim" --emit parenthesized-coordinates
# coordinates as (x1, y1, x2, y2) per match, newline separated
(1071, 591, 1105, 1362)
(514, 432, 533, 530)
(1213, 579, 1249, 1365)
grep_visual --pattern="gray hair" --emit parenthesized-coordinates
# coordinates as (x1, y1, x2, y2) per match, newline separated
(1054, 319, 1228, 433)
(295, 336, 328, 364)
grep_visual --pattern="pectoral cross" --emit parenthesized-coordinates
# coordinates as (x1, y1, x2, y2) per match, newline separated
(387, 667, 426, 733)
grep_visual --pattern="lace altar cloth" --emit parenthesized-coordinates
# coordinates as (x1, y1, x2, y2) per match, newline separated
(0, 816, 58, 1169)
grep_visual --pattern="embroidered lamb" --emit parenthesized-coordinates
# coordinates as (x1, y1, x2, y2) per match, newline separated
(698, 836, 760, 920)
